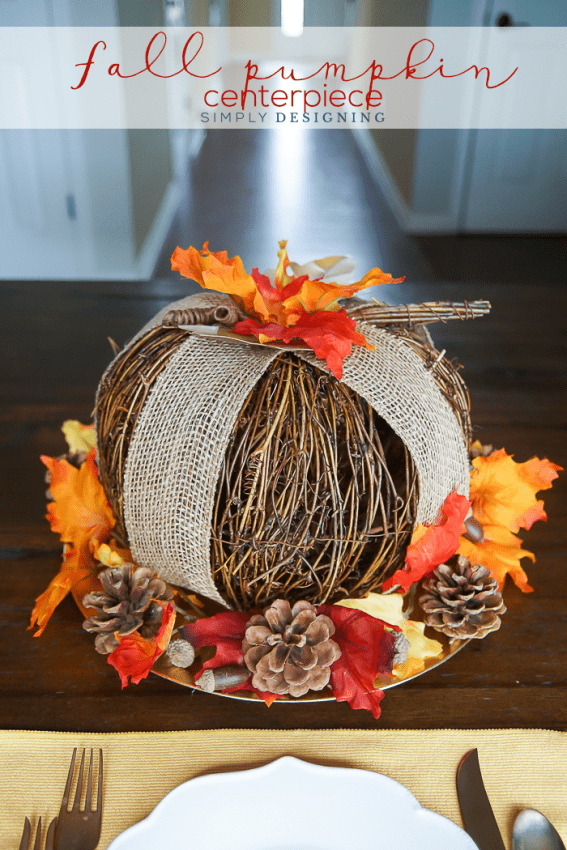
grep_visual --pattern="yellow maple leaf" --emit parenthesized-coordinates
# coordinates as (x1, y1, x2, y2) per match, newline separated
(458, 523, 535, 592)
(335, 593, 443, 679)
(61, 420, 96, 454)
(94, 541, 133, 567)
(31, 449, 115, 635)
(470, 448, 561, 533)
(393, 620, 445, 680)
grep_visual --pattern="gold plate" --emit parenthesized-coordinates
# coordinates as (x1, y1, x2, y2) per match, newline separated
(69, 550, 469, 705)
(152, 629, 470, 704)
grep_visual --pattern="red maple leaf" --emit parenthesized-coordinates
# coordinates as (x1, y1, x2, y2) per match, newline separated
(382, 492, 470, 593)
(108, 602, 176, 688)
(225, 678, 280, 707)
(235, 308, 374, 379)
(250, 268, 308, 304)
(181, 611, 250, 668)
(319, 604, 397, 719)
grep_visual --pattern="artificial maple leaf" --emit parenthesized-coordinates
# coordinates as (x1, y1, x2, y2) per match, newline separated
(181, 611, 250, 669)
(393, 620, 445, 679)
(335, 593, 443, 679)
(93, 541, 133, 568)
(235, 309, 374, 380)
(335, 592, 402, 627)
(61, 420, 96, 454)
(30, 449, 115, 635)
(273, 241, 403, 317)
(458, 523, 535, 592)
(171, 241, 402, 376)
(249, 267, 311, 324)
(469, 449, 561, 533)
(178, 240, 402, 325)
(224, 677, 280, 707)
(171, 243, 265, 317)
(71, 572, 105, 618)
(318, 604, 397, 719)
(108, 602, 176, 688)
(30, 558, 94, 636)
(171, 242, 248, 286)
(382, 492, 470, 593)
(41, 449, 114, 551)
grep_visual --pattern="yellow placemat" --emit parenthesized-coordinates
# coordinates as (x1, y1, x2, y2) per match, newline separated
(1, 728, 566, 849)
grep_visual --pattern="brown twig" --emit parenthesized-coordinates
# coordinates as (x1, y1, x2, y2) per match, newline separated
(211, 354, 419, 610)
(96, 324, 469, 610)
(345, 299, 491, 326)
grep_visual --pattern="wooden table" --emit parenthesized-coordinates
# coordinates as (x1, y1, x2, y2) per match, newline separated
(1, 279, 565, 731)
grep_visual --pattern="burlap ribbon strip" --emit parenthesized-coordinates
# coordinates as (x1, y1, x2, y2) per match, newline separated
(120, 295, 469, 604)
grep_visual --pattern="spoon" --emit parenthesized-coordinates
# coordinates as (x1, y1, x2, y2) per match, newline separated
(512, 809, 566, 850)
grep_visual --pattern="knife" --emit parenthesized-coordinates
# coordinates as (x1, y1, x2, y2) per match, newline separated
(456, 748, 506, 850)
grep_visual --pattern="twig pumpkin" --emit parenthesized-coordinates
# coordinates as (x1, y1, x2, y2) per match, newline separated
(96, 290, 472, 610)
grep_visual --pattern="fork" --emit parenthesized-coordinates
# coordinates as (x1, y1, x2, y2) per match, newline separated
(19, 817, 57, 850)
(55, 748, 103, 850)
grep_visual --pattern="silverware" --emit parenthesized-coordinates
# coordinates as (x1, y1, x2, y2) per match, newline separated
(512, 809, 566, 850)
(19, 817, 57, 850)
(456, 748, 506, 850)
(55, 748, 103, 850)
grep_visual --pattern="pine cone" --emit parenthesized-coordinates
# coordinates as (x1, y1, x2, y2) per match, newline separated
(243, 599, 341, 697)
(83, 564, 174, 654)
(419, 556, 506, 643)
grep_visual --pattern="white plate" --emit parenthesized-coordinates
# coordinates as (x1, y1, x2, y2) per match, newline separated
(107, 756, 479, 850)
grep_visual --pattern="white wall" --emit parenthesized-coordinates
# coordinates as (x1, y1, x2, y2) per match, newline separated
(0, 0, 190, 279)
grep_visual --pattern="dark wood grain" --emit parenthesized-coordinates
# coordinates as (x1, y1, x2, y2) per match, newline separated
(1, 275, 565, 732)
(1, 129, 566, 732)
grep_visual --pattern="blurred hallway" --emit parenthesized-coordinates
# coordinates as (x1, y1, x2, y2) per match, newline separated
(154, 129, 434, 283)
(154, 129, 567, 289)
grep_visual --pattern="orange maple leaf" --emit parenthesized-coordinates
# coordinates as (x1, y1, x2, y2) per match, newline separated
(171, 242, 266, 317)
(458, 523, 535, 592)
(470, 448, 561, 533)
(30, 449, 115, 636)
(171, 242, 403, 328)
(269, 241, 404, 320)
(462, 447, 561, 592)
(108, 602, 176, 688)
(171, 241, 403, 375)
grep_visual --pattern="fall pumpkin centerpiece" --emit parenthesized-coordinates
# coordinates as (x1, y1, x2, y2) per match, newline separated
(30, 242, 561, 718)
(94, 242, 473, 610)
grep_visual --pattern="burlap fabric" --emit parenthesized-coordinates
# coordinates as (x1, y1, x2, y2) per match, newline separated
(110, 294, 470, 606)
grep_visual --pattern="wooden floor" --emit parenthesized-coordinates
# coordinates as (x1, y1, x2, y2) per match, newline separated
(1, 129, 566, 731)
(155, 129, 567, 286)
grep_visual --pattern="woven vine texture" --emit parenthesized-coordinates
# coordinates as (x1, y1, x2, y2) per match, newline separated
(113, 294, 470, 605)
